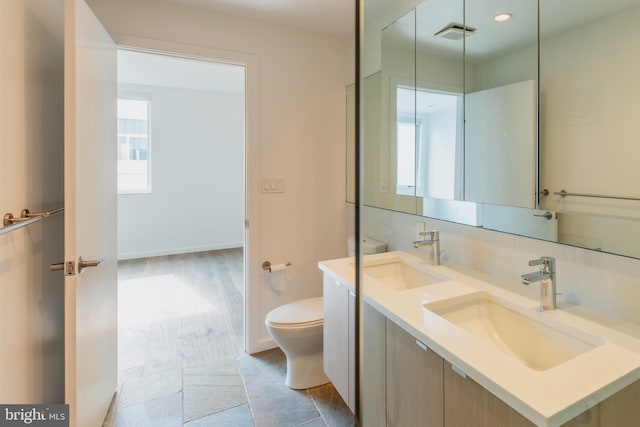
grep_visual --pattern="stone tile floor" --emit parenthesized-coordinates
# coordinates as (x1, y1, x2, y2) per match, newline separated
(111, 251, 354, 426)
(112, 349, 355, 426)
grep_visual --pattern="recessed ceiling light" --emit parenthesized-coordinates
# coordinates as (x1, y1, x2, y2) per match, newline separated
(493, 13, 512, 23)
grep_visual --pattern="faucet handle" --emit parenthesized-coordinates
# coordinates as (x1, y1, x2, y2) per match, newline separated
(528, 256, 556, 270)
(419, 230, 439, 239)
(528, 258, 544, 267)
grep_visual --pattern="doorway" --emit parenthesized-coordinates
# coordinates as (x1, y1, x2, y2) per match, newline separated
(115, 49, 248, 423)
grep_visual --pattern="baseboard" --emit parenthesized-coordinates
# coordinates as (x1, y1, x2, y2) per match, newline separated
(247, 337, 277, 355)
(117, 242, 243, 261)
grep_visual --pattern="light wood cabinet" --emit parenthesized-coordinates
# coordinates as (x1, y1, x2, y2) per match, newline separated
(562, 378, 640, 427)
(363, 303, 640, 427)
(347, 289, 356, 410)
(362, 302, 386, 427)
(443, 361, 534, 427)
(386, 319, 444, 427)
(322, 274, 356, 412)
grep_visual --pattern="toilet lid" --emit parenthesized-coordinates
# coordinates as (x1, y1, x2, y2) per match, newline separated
(266, 297, 323, 327)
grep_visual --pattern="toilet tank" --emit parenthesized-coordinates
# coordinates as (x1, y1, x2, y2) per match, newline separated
(347, 236, 387, 256)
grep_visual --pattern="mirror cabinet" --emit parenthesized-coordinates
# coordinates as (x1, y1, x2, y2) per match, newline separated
(361, 0, 640, 259)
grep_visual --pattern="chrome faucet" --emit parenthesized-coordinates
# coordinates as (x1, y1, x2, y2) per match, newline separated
(412, 230, 441, 266)
(521, 256, 557, 310)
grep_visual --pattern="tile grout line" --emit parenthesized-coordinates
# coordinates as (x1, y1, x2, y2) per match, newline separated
(235, 356, 258, 427)
(306, 389, 329, 427)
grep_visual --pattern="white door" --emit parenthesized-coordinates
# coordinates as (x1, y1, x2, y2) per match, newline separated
(64, 0, 117, 426)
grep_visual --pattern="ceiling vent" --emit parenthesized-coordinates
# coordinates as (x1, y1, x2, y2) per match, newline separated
(434, 23, 477, 40)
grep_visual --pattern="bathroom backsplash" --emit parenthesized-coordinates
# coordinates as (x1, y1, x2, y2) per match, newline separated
(362, 206, 640, 326)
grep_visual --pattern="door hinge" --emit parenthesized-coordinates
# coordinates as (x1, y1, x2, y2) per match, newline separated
(245, 219, 250, 228)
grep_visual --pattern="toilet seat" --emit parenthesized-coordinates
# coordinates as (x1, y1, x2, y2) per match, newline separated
(266, 297, 323, 328)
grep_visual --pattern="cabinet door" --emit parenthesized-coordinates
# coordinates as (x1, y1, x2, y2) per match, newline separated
(323, 275, 349, 403)
(386, 319, 444, 427)
(347, 290, 356, 412)
(597, 378, 640, 427)
(362, 302, 387, 427)
(443, 362, 534, 427)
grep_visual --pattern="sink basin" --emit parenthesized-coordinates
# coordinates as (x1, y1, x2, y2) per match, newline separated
(423, 292, 605, 371)
(363, 257, 451, 291)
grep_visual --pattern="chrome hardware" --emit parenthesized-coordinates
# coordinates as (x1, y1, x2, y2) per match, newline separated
(521, 256, 557, 310)
(554, 189, 640, 202)
(412, 230, 441, 266)
(78, 257, 105, 274)
(533, 211, 553, 220)
(451, 364, 467, 379)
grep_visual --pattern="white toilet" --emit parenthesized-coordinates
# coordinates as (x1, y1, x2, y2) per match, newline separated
(265, 236, 386, 390)
(347, 235, 387, 256)
(265, 297, 329, 389)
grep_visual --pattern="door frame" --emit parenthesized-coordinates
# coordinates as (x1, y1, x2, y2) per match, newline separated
(114, 35, 259, 353)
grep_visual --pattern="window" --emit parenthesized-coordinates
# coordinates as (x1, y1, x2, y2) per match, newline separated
(396, 120, 419, 195)
(117, 98, 150, 193)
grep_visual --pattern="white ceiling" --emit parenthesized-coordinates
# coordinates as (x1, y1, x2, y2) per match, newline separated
(162, 0, 355, 37)
(117, 49, 245, 93)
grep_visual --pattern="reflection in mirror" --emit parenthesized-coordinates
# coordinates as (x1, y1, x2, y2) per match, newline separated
(414, 0, 464, 202)
(346, 84, 355, 203)
(540, 0, 640, 258)
(363, 0, 640, 259)
(463, 0, 537, 208)
(395, 86, 416, 196)
(413, 89, 463, 200)
(380, 8, 419, 214)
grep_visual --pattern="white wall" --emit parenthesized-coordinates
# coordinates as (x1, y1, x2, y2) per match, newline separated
(87, 0, 351, 352)
(117, 82, 244, 259)
(0, 0, 65, 403)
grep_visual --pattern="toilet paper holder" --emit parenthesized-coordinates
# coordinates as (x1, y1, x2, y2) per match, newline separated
(262, 261, 292, 272)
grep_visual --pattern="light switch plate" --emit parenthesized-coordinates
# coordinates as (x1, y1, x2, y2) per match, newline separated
(262, 178, 285, 193)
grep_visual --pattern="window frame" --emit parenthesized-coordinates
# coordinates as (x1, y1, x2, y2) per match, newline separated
(117, 93, 152, 195)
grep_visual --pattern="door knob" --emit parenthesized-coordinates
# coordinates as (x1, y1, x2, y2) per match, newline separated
(50, 258, 105, 275)
(78, 257, 105, 274)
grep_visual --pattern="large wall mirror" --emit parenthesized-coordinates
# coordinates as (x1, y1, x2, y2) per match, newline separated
(363, 0, 640, 259)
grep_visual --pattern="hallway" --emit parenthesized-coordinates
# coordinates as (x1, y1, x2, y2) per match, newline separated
(114, 249, 353, 426)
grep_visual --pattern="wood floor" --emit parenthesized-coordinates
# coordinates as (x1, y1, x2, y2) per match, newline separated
(114, 249, 354, 426)
(118, 248, 244, 377)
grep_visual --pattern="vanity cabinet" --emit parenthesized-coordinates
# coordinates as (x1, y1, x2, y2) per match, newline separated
(363, 304, 640, 427)
(362, 302, 386, 427)
(322, 274, 355, 412)
(362, 302, 444, 427)
(386, 318, 444, 427)
(443, 361, 534, 427)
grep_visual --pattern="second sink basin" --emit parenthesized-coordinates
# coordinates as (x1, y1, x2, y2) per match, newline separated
(423, 292, 605, 371)
(363, 256, 451, 291)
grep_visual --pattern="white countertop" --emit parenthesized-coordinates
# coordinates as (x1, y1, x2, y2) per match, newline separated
(318, 251, 640, 427)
